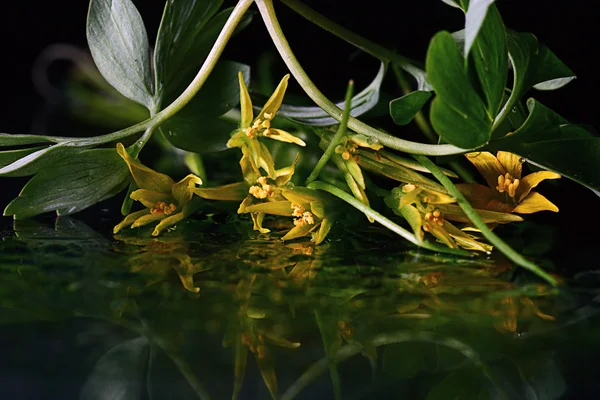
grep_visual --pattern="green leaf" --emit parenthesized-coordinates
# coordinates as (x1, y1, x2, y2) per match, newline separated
(469, 5, 507, 116)
(155, 6, 254, 105)
(275, 62, 387, 126)
(488, 99, 600, 192)
(389, 91, 432, 126)
(0, 147, 48, 169)
(426, 368, 494, 400)
(440, 0, 461, 8)
(87, 0, 154, 110)
(506, 31, 575, 102)
(159, 61, 249, 153)
(462, 0, 496, 58)
(154, 0, 223, 105)
(80, 337, 149, 400)
(426, 31, 492, 148)
(0, 133, 63, 146)
(4, 148, 130, 219)
(0, 144, 83, 178)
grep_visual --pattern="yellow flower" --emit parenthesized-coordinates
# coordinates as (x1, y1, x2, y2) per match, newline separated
(113, 143, 202, 236)
(457, 151, 561, 214)
(227, 72, 305, 182)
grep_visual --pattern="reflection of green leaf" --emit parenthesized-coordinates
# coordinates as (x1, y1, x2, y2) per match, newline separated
(488, 99, 600, 192)
(382, 342, 425, 379)
(426, 31, 492, 148)
(426, 368, 494, 400)
(389, 91, 431, 126)
(87, 0, 154, 109)
(159, 61, 249, 153)
(81, 337, 149, 400)
(4, 149, 129, 219)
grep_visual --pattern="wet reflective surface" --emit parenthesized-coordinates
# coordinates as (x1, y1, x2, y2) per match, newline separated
(1, 217, 599, 399)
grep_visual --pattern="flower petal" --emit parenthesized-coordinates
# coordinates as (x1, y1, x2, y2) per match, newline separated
(281, 221, 317, 242)
(345, 158, 365, 190)
(152, 211, 186, 236)
(194, 182, 249, 201)
(264, 128, 306, 147)
(512, 192, 559, 214)
(436, 204, 523, 224)
(243, 201, 295, 216)
(116, 143, 174, 193)
(312, 218, 332, 245)
(130, 189, 172, 208)
(240, 151, 261, 185)
(257, 74, 290, 121)
(259, 142, 276, 178)
(172, 174, 202, 206)
(455, 183, 496, 209)
(238, 71, 253, 128)
(275, 153, 300, 186)
(517, 171, 561, 203)
(464, 152, 507, 190)
(113, 209, 150, 234)
(131, 212, 168, 229)
(497, 151, 523, 179)
(251, 212, 270, 233)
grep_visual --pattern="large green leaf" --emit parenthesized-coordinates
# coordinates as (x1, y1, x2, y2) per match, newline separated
(4, 148, 130, 219)
(461, 0, 496, 58)
(426, 31, 492, 148)
(506, 31, 575, 103)
(87, 0, 154, 110)
(155, 6, 253, 106)
(0, 144, 82, 178)
(275, 62, 386, 126)
(154, 0, 223, 105)
(389, 91, 432, 126)
(488, 99, 600, 193)
(159, 61, 249, 153)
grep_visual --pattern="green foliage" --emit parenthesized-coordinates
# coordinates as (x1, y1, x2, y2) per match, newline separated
(389, 91, 431, 126)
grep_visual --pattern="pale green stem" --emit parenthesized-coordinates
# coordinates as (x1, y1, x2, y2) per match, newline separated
(282, 331, 481, 400)
(49, 0, 254, 148)
(306, 181, 471, 256)
(255, 0, 469, 156)
(305, 81, 354, 185)
(413, 155, 558, 285)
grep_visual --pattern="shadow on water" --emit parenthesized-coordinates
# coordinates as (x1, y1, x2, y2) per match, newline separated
(1, 217, 599, 399)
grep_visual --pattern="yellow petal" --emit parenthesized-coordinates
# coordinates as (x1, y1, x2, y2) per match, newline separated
(113, 209, 150, 234)
(398, 203, 424, 242)
(131, 212, 167, 229)
(240, 151, 261, 185)
(281, 187, 322, 207)
(513, 192, 559, 214)
(426, 222, 456, 249)
(194, 182, 249, 201)
(257, 74, 290, 121)
(349, 133, 383, 150)
(116, 143, 174, 193)
(173, 255, 200, 293)
(312, 217, 332, 245)
(255, 353, 280, 400)
(251, 212, 270, 233)
(239, 71, 253, 128)
(497, 151, 523, 179)
(281, 221, 317, 242)
(243, 201, 295, 216)
(227, 130, 247, 149)
(455, 183, 496, 209)
(172, 174, 202, 206)
(345, 158, 365, 190)
(237, 195, 254, 214)
(259, 142, 276, 178)
(275, 153, 300, 186)
(449, 233, 493, 252)
(152, 211, 186, 236)
(310, 200, 325, 219)
(436, 204, 523, 224)
(130, 189, 172, 208)
(420, 188, 456, 204)
(517, 171, 561, 203)
(464, 152, 507, 190)
(263, 332, 301, 349)
(264, 128, 306, 147)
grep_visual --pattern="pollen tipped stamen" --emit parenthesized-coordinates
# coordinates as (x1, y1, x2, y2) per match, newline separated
(150, 201, 176, 215)
(424, 209, 444, 226)
(496, 173, 519, 197)
(294, 211, 315, 226)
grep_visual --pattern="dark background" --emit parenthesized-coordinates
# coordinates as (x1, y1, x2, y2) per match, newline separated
(0, 0, 598, 265)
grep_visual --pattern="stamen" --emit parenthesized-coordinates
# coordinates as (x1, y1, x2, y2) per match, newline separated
(424, 209, 444, 226)
(402, 184, 416, 193)
(294, 211, 315, 226)
(263, 112, 273, 120)
(342, 151, 351, 160)
(291, 203, 304, 217)
(496, 173, 519, 197)
(150, 201, 176, 215)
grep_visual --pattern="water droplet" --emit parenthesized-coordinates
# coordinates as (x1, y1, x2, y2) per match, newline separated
(511, 107, 517, 113)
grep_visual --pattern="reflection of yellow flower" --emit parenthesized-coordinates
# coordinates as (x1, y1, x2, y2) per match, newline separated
(227, 72, 305, 183)
(113, 143, 202, 236)
(457, 151, 560, 214)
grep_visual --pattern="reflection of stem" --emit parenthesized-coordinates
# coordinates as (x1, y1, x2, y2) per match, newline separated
(306, 181, 471, 257)
(413, 155, 558, 285)
(255, 0, 467, 156)
(48, 0, 254, 148)
(314, 311, 342, 400)
(282, 331, 481, 400)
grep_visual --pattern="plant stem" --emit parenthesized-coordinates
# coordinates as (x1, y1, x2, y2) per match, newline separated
(305, 81, 354, 185)
(255, 0, 469, 156)
(413, 155, 558, 285)
(306, 181, 471, 256)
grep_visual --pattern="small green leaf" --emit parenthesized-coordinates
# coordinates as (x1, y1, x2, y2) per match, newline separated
(275, 62, 386, 126)
(159, 61, 249, 153)
(87, 0, 154, 109)
(154, 0, 223, 104)
(426, 31, 492, 148)
(506, 31, 576, 102)
(489, 99, 600, 192)
(4, 148, 130, 219)
(389, 91, 432, 126)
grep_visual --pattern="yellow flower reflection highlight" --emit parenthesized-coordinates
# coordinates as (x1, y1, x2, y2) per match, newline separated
(457, 151, 561, 214)
(113, 143, 202, 236)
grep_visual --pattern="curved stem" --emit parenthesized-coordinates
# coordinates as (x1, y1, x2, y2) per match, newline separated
(306, 181, 471, 256)
(305, 81, 354, 185)
(255, 0, 469, 156)
(413, 155, 558, 285)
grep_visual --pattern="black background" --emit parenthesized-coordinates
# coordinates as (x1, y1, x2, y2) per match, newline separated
(0, 0, 598, 263)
